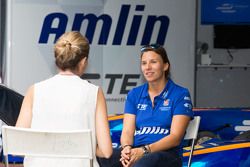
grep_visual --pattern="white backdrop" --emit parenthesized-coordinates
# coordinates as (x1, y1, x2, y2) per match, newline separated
(4, 0, 196, 114)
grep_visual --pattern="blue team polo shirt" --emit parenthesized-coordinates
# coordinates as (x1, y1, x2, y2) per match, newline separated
(124, 79, 194, 147)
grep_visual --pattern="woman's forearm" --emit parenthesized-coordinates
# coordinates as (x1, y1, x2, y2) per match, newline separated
(121, 130, 134, 148)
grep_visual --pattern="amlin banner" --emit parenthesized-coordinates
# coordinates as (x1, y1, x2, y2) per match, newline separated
(3, 0, 195, 114)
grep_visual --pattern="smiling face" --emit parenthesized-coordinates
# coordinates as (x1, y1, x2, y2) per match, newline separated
(141, 51, 169, 83)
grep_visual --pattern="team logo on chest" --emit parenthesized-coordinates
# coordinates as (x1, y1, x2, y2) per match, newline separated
(163, 99, 170, 106)
(137, 104, 148, 110)
(160, 99, 171, 111)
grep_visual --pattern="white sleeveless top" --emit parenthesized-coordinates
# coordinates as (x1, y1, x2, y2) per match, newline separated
(24, 74, 99, 167)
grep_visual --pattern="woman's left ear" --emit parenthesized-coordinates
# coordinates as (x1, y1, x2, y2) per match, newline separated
(164, 63, 169, 71)
(77, 57, 88, 76)
(81, 57, 88, 66)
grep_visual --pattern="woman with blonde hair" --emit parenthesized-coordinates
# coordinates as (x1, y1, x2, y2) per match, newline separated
(16, 31, 113, 167)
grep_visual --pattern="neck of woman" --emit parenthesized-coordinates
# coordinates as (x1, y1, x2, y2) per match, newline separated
(148, 78, 168, 96)
(148, 78, 168, 107)
(58, 70, 76, 76)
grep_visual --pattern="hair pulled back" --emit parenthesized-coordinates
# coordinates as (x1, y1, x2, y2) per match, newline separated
(54, 31, 89, 71)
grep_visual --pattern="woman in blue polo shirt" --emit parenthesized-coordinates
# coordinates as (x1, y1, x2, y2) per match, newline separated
(120, 44, 194, 167)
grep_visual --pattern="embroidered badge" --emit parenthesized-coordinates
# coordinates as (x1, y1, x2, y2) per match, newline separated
(163, 99, 169, 106)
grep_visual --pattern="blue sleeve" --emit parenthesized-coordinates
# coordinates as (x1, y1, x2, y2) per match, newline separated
(124, 89, 137, 115)
(173, 89, 194, 118)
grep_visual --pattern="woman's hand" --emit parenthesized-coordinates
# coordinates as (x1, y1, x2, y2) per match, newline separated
(121, 147, 144, 167)
(120, 146, 131, 166)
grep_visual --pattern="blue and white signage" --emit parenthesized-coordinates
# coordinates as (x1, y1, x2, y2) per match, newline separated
(4, 0, 195, 114)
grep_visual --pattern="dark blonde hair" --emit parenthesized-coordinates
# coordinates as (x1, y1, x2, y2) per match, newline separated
(54, 31, 89, 71)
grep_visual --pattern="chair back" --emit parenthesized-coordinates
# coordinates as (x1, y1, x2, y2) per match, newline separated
(184, 116, 201, 167)
(2, 125, 93, 167)
(184, 116, 201, 140)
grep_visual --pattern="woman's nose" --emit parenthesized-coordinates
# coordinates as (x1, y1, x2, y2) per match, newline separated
(145, 63, 151, 69)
